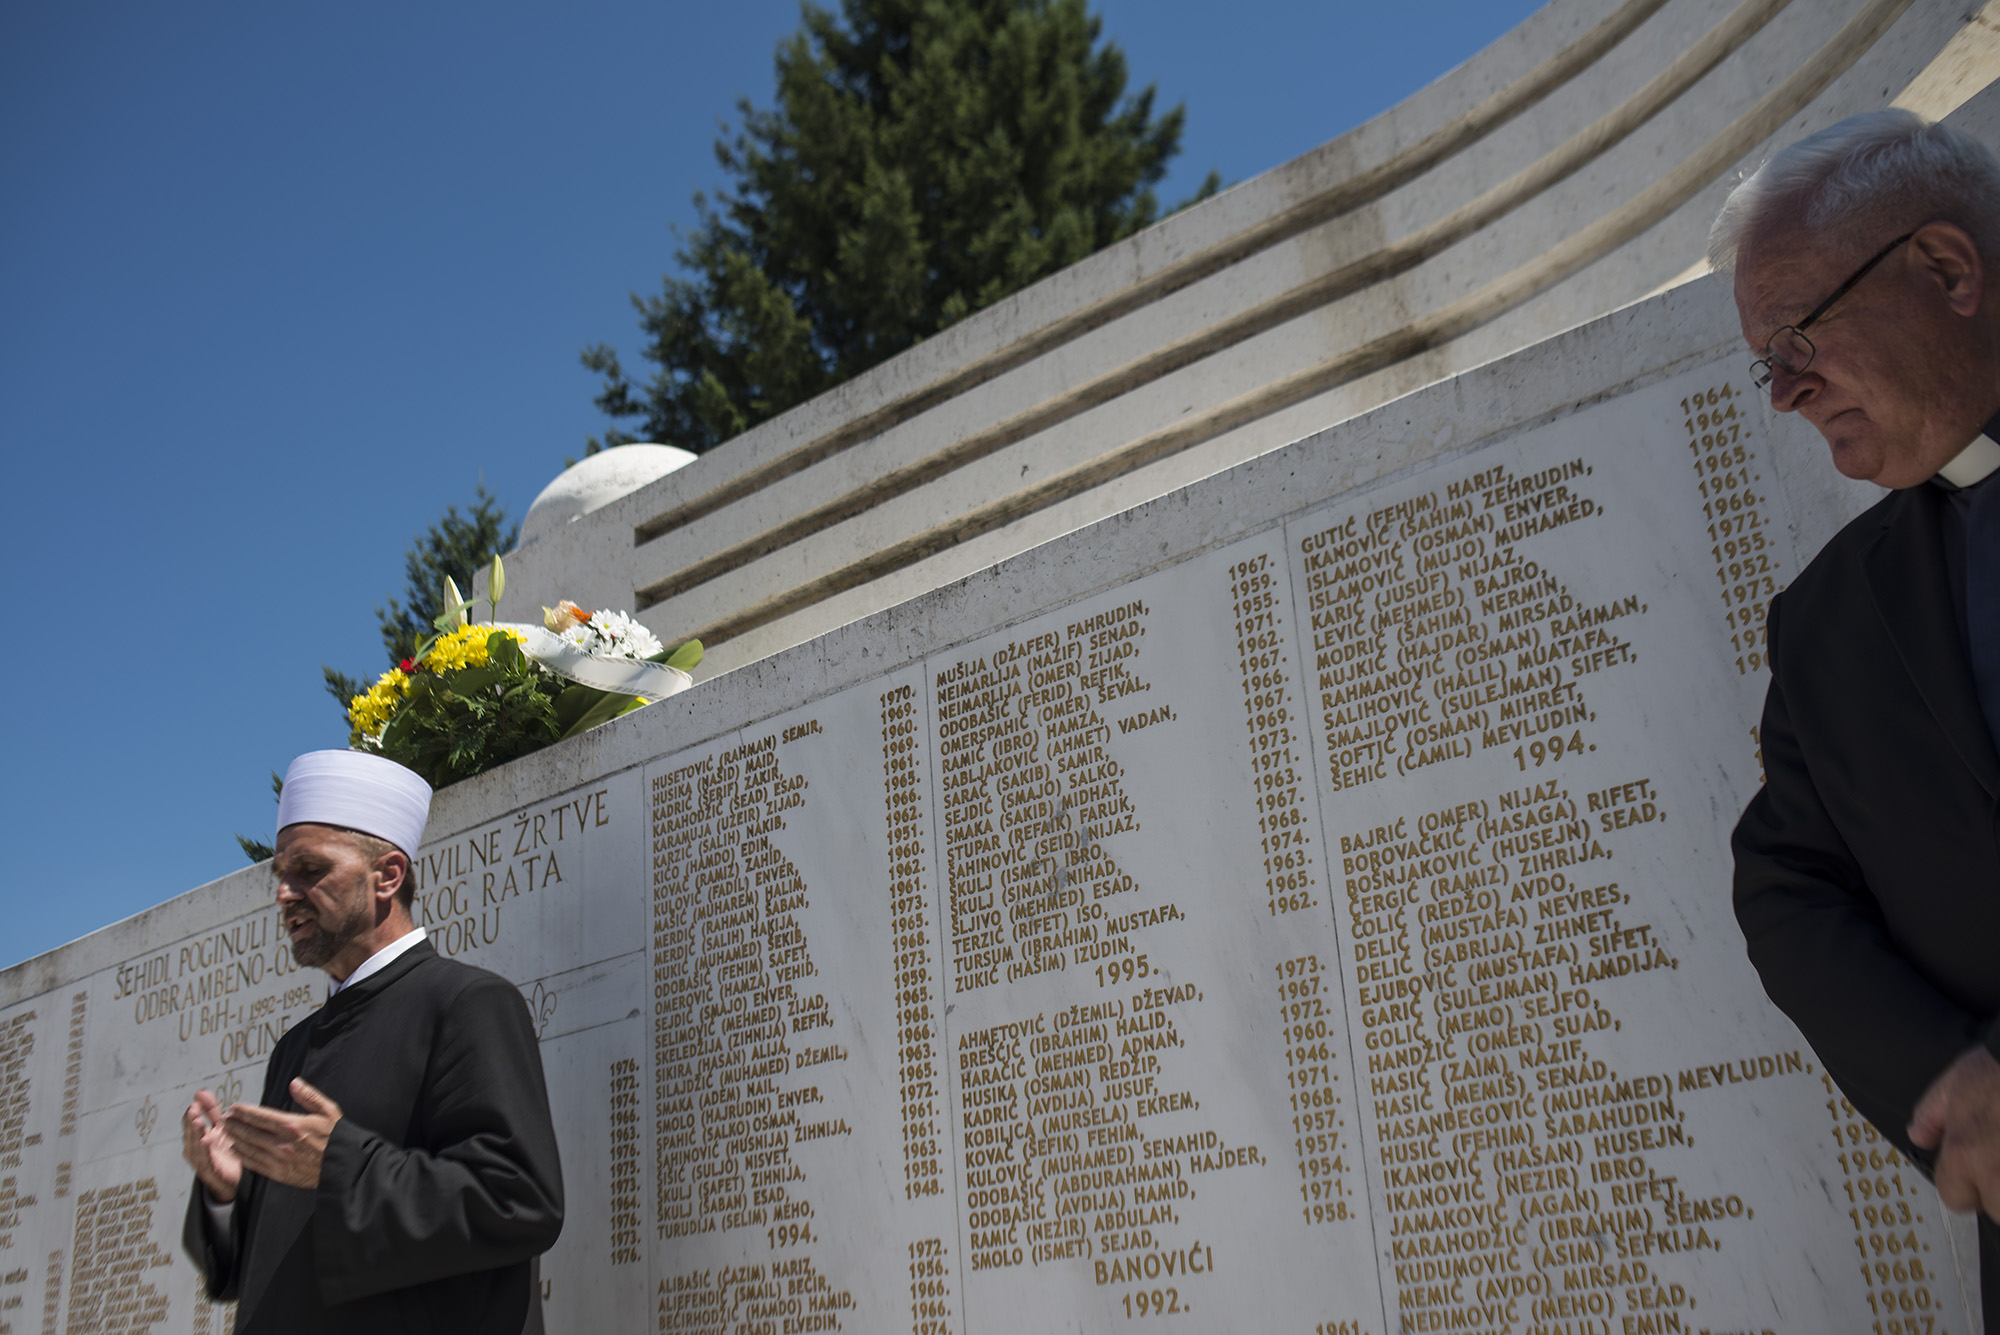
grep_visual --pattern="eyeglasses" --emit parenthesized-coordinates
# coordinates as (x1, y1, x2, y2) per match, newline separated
(1749, 230, 1916, 389)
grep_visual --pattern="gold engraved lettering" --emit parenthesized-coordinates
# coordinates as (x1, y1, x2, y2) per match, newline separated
(1272, 954, 1348, 1222)
(607, 1057, 642, 1265)
(647, 733, 843, 1293)
(40, 1248, 64, 1335)
(882, 686, 944, 1199)
(651, 1259, 853, 1334)
(1819, 1074, 1949, 1320)
(904, 1237, 952, 1335)
(0, 1014, 36, 1174)
(57, 996, 83, 1140)
(1231, 551, 1318, 916)
(63, 1179, 171, 1334)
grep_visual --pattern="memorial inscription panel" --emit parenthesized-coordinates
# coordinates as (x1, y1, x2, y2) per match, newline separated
(0, 356, 1978, 1333)
(623, 361, 1978, 1332)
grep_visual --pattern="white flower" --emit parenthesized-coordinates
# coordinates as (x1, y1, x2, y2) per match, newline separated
(560, 608, 663, 662)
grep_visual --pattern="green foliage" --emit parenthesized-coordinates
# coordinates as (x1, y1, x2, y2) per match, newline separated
(551, 683, 647, 741)
(370, 633, 566, 790)
(583, 0, 1215, 455)
(664, 639, 704, 673)
(359, 634, 699, 791)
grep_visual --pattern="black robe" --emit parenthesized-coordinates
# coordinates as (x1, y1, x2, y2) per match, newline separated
(1734, 484, 2000, 1322)
(183, 943, 565, 1334)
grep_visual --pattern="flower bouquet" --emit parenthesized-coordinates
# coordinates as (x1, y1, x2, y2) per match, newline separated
(347, 557, 700, 788)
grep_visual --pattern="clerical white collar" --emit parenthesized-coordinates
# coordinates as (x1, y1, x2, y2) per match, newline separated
(1937, 431, 2000, 489)
(328, 927, 426, 996)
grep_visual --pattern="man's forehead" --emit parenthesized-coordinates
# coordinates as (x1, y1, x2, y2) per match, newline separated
(1733, 198, 1925, 338)
(1734, 224, 1847, 341)
(274, 823, 367, 861)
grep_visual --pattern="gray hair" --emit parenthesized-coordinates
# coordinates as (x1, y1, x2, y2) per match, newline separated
(329, 827, 414, 907)
(1708, 109, 2000, 271)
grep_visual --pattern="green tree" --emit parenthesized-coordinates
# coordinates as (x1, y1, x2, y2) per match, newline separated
(582, 0, 1215, 454)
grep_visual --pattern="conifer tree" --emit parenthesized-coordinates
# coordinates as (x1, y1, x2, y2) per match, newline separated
(582, 0, 1213, 454)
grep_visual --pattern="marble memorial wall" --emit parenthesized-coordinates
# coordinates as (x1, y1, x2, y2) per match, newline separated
(1, 321, 1985, 1333)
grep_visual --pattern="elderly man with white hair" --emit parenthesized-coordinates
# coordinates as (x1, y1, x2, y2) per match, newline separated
(1719, 109, 2000, 1318)
(180, 750, 565, 1334)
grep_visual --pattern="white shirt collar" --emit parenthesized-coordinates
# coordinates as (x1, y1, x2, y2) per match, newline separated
(1937, 432, 2000, 489)
(328, 927, 426, 996)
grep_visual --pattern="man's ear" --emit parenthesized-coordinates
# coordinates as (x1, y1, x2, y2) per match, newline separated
(372, 849, 410, 912)
(1913, 221, 1986, 316)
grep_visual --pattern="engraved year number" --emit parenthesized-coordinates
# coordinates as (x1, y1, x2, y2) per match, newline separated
(1095, 955, 1153, 988)
(1121, 1288, 1185, 1317)
(1511, 730, 1585, 770)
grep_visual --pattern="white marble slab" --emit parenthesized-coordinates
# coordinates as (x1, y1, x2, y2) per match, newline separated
(1, 281, 1984, 1333)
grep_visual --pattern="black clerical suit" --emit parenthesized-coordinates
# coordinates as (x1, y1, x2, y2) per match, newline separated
(1733, 479, 2000, 1318)
(183, 943, 564, 1334)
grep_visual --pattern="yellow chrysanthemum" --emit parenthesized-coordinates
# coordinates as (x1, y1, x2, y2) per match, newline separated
(347, 668, 409, 744)
(346, 627, 531, 745)
(422, 624, 525, 672)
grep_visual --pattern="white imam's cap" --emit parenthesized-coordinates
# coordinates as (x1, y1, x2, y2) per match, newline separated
(277, 750, 433, 856)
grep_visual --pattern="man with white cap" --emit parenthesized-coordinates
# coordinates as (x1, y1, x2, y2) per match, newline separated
(180, 750, 564, 1334)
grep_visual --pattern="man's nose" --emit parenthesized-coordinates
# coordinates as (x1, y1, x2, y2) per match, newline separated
(1767, 363, 1818, 413)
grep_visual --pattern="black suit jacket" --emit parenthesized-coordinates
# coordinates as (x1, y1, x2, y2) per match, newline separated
(1734, 481, 2000, 1305)
(183, 943, 565, 1334)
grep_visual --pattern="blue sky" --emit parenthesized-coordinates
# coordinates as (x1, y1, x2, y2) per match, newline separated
(0, 0, 1545, 968)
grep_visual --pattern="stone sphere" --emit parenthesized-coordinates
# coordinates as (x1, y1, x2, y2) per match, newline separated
(519, 444, 696, 546)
